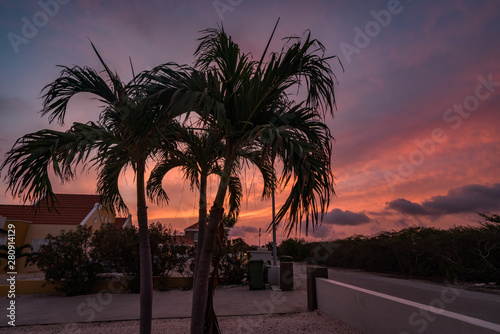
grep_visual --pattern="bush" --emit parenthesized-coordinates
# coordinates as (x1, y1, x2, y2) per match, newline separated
(31, 222, 197, 295)
(149, 222, 191, 278)
(91, 222, 193, 292)
(90, 224, 140, 292)
(302, 213, 500, 283)
(214, 230, 249, 286)
(91, 224, 140, 274)
(278, 238, 307, 261)
(29, 226, 100, 296)
(219, 253, 247, 285)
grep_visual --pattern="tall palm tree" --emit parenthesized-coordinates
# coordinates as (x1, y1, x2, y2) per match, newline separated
(148, 22, 340, 333)
(147, 127, 242, 269)
(147, 126, 247, 332)
(0, 45, 184, 334)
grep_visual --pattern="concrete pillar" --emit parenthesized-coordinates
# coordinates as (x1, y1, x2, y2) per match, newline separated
(267, 265, 280, 285)
(280, 262, 294, 291)
(307, 266, 328, 310)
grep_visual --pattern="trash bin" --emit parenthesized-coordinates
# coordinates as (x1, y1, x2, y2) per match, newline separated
(248, 260, 264, 290)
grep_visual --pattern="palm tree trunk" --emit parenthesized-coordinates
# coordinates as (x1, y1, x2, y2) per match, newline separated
(137, 161, 153, 334)
(194, 173, 208, 285)
(190, 161, 232, 334)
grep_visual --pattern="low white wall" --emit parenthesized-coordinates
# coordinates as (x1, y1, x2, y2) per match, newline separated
(316, 278, 500, 334)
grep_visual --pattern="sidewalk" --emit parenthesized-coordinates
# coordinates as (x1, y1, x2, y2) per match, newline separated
(1, 284, 307, 327)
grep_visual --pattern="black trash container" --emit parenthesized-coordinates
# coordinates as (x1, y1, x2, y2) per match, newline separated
(248, 260, 265, 290)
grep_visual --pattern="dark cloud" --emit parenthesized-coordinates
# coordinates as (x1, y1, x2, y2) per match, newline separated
(229, 225, 259, 238)
(323, 208, 371, 226)
(386, 183, 500, 216)
(386, 198, 428, 215)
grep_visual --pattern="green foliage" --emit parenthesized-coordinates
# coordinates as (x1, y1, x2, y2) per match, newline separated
(149, 222, 191, 278)
(302, 213, 500, 283)
(29, 226, 101, 296)
(217, 237, 249, 285)
(229, 238, 251, 256)
(278, 238, 307, 261)
(30, 222, 196, 296)
(219, 253, 247, 285)
(91, 224, 140, 275)
(215, 229, 250, 285)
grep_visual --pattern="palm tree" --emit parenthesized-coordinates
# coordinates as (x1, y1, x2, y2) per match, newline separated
(147, 126, 241, 266)
(147, 126, 246, 332)
(148, 22, 339, 333)
(0, 45, 184, 334)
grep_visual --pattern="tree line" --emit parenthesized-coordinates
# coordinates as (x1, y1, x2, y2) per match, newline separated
(279, 213, 500, 283)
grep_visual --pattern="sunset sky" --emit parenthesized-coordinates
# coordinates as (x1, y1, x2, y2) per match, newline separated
(1, 0, 499, 245)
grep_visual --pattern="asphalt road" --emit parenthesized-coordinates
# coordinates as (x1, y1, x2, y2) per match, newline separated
(293, 263, 500, 325)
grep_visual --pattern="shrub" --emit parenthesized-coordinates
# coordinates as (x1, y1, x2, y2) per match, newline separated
(90, 224, 140, 292)
(219, 253, 247, 285)
(91, 224, 140, 274)
(278, 238, 307, 261)
(29, 226, 100, 296)
(149, 222, 191, 278)
(302, 213, 500, 283)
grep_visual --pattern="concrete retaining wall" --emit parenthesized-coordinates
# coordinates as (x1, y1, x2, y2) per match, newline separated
(316, 278, 500, 334)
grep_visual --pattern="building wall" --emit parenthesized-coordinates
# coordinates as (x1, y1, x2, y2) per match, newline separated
(0, 220, 31, 274)
(3, 205, 116, 274)
(184, 230, 198, 243)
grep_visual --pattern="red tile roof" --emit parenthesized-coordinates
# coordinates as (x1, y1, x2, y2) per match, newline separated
(114, 217, 129, 229)
(0, 194, 101, 225)
(184, 222, 199, 231)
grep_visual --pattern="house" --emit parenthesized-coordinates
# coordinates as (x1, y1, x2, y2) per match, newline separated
(183, 222, 199, 244)
(0, 193, 132, 273)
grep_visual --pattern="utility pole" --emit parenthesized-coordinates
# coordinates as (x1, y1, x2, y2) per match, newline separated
(272, 188, 277, 266)
(258, 227, 261, 248)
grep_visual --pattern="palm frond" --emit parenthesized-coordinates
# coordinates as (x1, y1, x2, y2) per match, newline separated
(227, 175, 242, 219)
(0, 127, 99, 209)
(40, 65, 117, 125)
(146, 154, 186, 205)
(96, 151, 130, 214)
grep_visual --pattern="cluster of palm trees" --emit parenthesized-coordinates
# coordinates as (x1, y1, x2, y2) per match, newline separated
(1, 23, 339, 334)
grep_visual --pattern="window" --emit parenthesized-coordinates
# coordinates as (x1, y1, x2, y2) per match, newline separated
(194, 232, 198, 243)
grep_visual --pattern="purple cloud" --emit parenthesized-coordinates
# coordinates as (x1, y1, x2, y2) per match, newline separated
(323, 208, 371, 226)
(386, 183, 500, 216)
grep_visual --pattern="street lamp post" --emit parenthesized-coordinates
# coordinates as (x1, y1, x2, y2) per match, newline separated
(272, 188, 277, 266)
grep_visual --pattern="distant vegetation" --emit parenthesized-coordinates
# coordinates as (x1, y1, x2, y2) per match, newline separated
(27, 222, 248, 296)
(279, 213, 500, 283)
